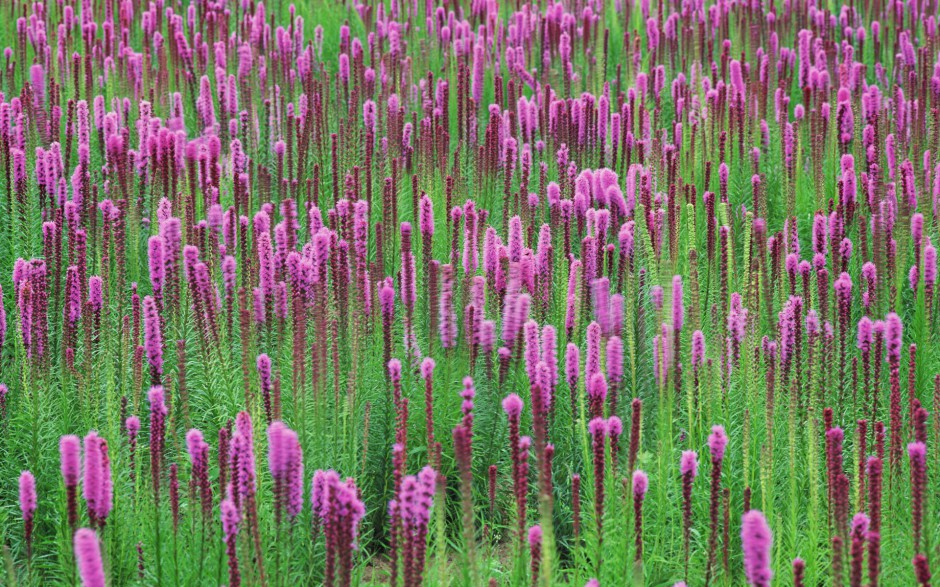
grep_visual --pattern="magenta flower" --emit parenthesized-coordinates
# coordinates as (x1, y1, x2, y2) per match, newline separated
(310, 470, 365, 586)
(19, 470, 36, 556)
(83, 432, 111, 526)
(74, 528, 105, 587)
(149, 386, 168, 503)
(740, 509, 773, 587)
(633, 469, 649, 562)
(268, 421, 305, 521)
(672, 275, 684, 333)
(529, 524, 543, 585)
(60, 435, 81, 528)
(143, 295, 163, 385)
(19, 470, 36, 520)
(708, 425, 729, 461)
(681, 451, 698, 479)
(909, 441, 927, 552)
(397, 466, 437, 587)
(186, 428, 213, 520)
(221, 494, 242, 587)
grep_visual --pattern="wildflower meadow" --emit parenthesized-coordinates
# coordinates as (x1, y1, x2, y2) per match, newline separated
(0, 0, 938, 585)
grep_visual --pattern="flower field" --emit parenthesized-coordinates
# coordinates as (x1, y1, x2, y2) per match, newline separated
(0, 0, 938, 585)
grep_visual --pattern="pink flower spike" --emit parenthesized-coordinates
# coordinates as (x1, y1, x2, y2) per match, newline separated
(708, 425, 729, 461)
(680, 451, 698, 478)
(632, 470, 649, 498)
(740, 509, 773, 587)
(19, 470, 36, 520)
(74, 528, 106, 587)
(502, 394, 523, 418)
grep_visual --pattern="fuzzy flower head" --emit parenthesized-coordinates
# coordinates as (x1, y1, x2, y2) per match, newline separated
(925, 245, 937, 285)
(528, 524, 543, 547)
(60, 435, 81, 486)
(680, 450, 698, 478)
(857, 316, 873, 352)
(691, 330, 706, 369)
(651, 285, 664, 310)
(851, 512, 870, 536)
(19, 471, 36, 519)
(607, 416, 623, 438)
(672, 275, 684, 332)
(565, 343, 580, 387)
(708, 425, 729, 461)
(502, 393, 523, 418)
(740, 509, 773, 586)
(909, 441, 927, 463)
(221, 495, 241, 539)
(588, 417, 608, 438)
(632, 470, 649, 498)
(125, 416, 140, 437)
(885, 312, 903, 363)
(727, 293, 748, 343)
(186, 429, 208, 465)
(74, 528, 105, 587)
(420, 357, 435, 380)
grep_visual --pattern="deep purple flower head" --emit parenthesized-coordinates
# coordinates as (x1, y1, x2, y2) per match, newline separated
(740, 509, 773, 586)
(708, 425, 729, 461)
